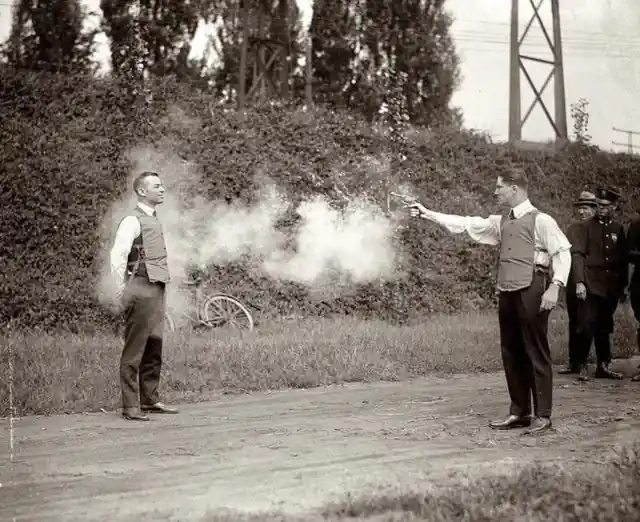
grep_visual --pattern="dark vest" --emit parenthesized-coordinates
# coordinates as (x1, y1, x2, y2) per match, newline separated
(497, 210, 541, 292)
(124, 207, 170, 284)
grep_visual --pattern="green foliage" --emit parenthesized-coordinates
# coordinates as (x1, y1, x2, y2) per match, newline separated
(570, 97, 592, 145)
(2, 0, 98, 74)
(309, 0, 359, 107)
(100, 0, 203, 78)
(310, 0, 461, 124)
(2, 71, 640, 331)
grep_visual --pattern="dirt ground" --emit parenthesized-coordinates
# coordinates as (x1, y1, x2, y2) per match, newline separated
(2, 361, 640, 522)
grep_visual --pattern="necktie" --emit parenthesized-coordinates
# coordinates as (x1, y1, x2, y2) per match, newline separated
(508, 209, 515, 220)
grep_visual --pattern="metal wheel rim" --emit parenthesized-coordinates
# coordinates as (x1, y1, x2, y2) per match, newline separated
(201, 294, 254, 330)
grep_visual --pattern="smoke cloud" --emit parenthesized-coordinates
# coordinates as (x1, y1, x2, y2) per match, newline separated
(96, 123, 408, 318)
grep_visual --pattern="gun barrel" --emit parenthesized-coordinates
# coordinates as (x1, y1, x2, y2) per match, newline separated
(389, 192, 417, 203)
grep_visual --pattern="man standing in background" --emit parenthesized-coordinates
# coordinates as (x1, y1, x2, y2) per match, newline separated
(559, 191, 597, 380)
(625, 211, 640, 382)
(110, 171, 178, 421)
(570, 188, 628, 380)
(406, 167, 571, 436)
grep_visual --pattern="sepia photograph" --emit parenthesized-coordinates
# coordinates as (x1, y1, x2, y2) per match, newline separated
(1, 0, 640, 520)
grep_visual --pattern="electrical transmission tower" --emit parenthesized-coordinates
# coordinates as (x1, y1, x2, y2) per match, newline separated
(509, 0, 568, 146)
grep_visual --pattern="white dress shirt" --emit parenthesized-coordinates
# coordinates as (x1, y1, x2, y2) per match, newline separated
(420, 199, 572, 287)
(110, 202, 156, 297)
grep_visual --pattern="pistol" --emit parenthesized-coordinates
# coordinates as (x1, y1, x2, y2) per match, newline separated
(389, 192, 418, 206)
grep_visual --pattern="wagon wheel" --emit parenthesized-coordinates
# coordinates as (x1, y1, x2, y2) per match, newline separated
(200, 293, 255, 331)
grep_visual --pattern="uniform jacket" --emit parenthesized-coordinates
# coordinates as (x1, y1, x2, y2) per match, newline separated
(627, 218, 640, 287)
(565, 220, 583, 290)
(570, 216, 628, 298)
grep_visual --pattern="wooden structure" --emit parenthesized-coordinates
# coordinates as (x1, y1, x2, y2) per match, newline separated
(237, 0, 310, 110)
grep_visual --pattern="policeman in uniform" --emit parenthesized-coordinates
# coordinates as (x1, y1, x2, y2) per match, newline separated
(570, 188, 628, 380)
(559, 191, 598, 378)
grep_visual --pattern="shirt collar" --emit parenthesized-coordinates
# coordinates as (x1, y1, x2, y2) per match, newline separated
(510, 199, 535, 219)
(137, 201, 156, 216)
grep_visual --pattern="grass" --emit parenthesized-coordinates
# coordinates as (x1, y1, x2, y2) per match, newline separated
(1, 305, 637, 417)
(193, 443, 640, 521)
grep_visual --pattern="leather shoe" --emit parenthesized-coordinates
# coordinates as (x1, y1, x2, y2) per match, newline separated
(141, 402, 179, 414)
(522, 417, 552, 436)
(595, 364, 623, 380)
(631, 371, 640, 382)
(558, 366, 577, 375)
(489, 414, 531, 430)
(577, 365, 589, 382)
(122, 408, 150, 421)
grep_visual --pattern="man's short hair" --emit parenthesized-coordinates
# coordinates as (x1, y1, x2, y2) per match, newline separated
(133, 171, 160, 195)
(500, 167, 529, 190)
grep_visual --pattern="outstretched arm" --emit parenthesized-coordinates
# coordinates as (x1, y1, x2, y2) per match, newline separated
(407, 202, 502, 246)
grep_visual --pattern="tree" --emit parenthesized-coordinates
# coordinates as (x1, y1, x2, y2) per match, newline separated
(2, 0, 97, 74)
(309, 0, 461, 125)
(308, 0, 358, 108)
(100, 0, 207, 78)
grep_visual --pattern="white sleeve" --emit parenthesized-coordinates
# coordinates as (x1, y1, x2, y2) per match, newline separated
(535, 213, 572, 286)
(109, 216, 140, 296)
(421, 209, 502, 246)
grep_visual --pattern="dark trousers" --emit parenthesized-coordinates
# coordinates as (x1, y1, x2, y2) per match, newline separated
(575, 293, 618, 366)
(120, 276, 166, 409)
(498, 271, 553, 419)
(566, 286, 579, 370)
(630, 280, 640, 350)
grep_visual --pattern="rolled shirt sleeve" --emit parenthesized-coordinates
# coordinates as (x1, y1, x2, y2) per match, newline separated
(420, 209, 502, 246)
(535, 213, 572, 287)
(421, 206, 572, 287)
(110, 216, 141, 298)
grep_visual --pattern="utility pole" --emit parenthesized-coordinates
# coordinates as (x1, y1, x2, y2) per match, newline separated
(509, 0, 568, 146)
(612, 127, 640, 154)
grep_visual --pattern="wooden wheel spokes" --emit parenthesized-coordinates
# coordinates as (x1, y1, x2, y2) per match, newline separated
(201, 294, 255, 331)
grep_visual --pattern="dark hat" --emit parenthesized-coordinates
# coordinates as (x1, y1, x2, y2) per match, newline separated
(573, 190, 597, 207)
(595, 187, 622, 203)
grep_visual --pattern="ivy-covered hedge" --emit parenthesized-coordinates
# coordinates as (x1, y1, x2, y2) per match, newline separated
(2, 70, 639, 332)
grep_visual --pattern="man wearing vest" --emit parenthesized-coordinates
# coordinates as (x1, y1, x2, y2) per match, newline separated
(110, 171, 178, 421)
(558, 191, 598, 380)
(570, 188, 628, 381)
(405, 168, 571, 435)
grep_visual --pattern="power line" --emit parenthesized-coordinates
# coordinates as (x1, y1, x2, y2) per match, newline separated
(612, 127, 640, 154)
(455, 18, 637, 39)
(452, 29, 640, 49)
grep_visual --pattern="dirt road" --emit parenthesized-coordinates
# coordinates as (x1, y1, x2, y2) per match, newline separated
(2, 365, 640, 522)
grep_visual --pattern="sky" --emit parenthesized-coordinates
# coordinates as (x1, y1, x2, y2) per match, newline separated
(0, 0, 638, 152)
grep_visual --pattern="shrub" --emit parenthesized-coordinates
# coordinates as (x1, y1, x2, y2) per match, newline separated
(2, 70, 640, 331)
